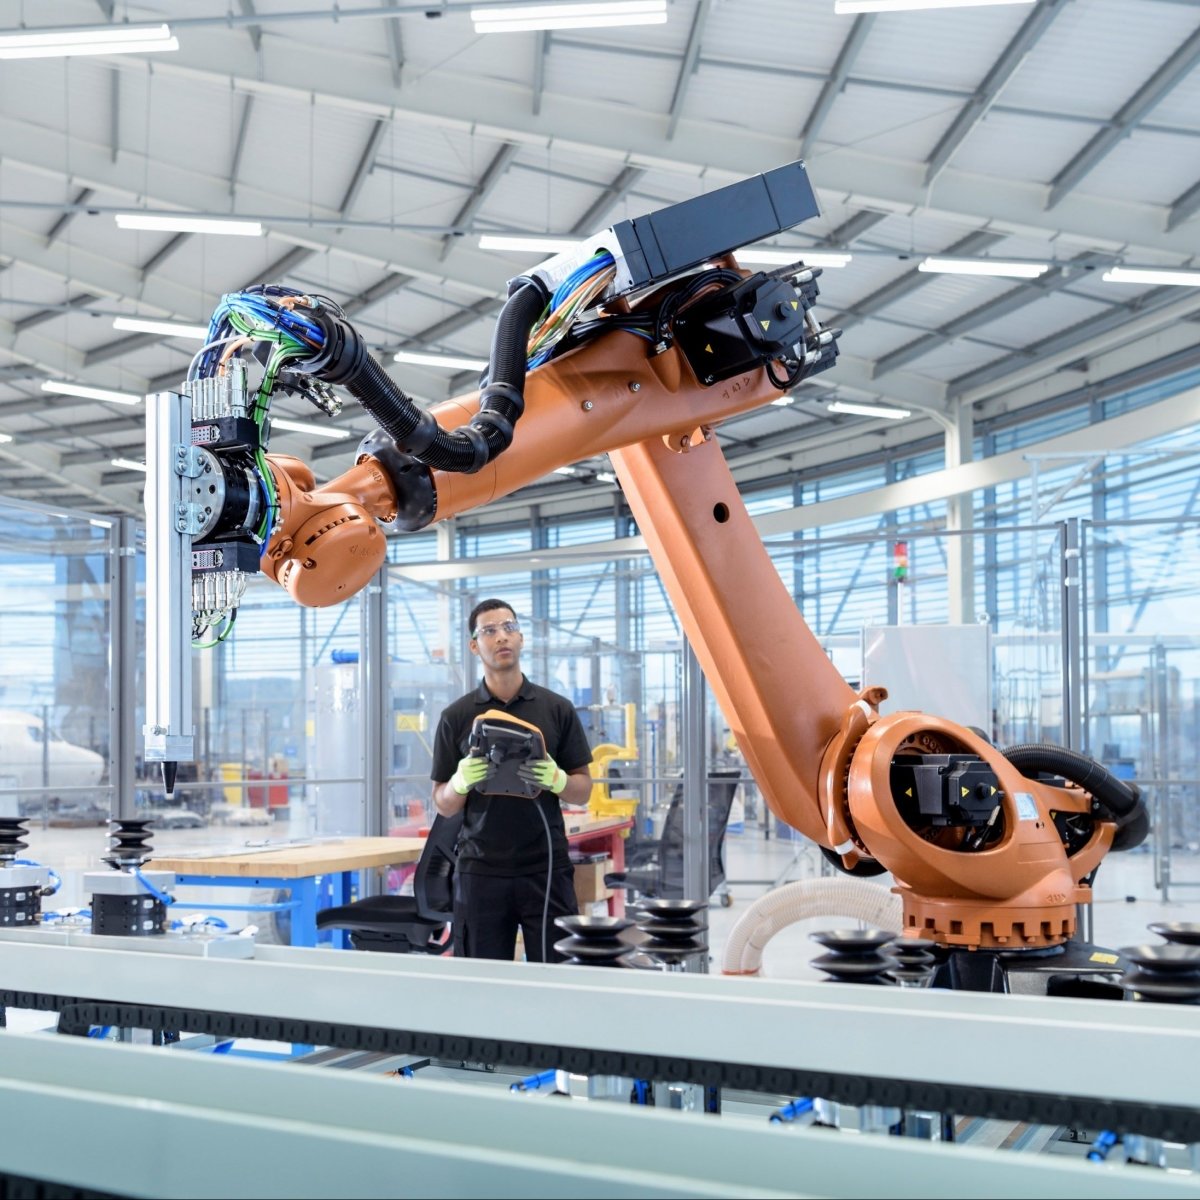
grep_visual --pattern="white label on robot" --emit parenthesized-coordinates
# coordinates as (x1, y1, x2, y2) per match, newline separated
(193, 548, 224, 570)
(1014, 792, 1039, 821)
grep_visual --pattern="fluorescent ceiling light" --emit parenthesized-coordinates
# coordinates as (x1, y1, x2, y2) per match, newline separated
(110, 458, 147, 473)
(553, 466, 577, 475)
(112, 316, 209, 340)
(835, 0, 1033, 12)
(479, 234, 583, 254)
(471, 1, 667, 34)
(0, 24, 178, 60)
(1102, 267, 1200, 288)
(596, 471, 617, 483)
(919, 257, 1048, 279)
(738, 250, 853, 269)
(828, 400, 911, 420)
(271, 417, 351, 440)
(115, 214, 263, 237)
(770, 396, 795, 406)
(42, 380, 142, 406)
(0, 433, 11, 444)
(393, 350, 489, 372)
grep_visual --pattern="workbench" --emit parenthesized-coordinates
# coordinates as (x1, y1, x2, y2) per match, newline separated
(150, 837, 424, 949)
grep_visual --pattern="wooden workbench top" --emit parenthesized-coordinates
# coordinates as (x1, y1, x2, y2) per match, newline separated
(150, 815, 630, 879)
(150, 836, 425, 878)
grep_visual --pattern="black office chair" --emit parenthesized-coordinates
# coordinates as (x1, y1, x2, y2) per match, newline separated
(605, 769, 740, 903)
(315, 811, 463, 953)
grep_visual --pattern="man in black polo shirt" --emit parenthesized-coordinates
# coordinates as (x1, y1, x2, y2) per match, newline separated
(431, 598, 593, 962)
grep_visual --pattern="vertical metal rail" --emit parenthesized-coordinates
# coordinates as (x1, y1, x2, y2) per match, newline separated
(1060, 518, 1090, 940)
(109, 516, 138, 819)
(143, 391, 194, 767)
(681, 641, 708, 973)
(1059, 518, 1082, 751)
(362, 566, 388, 847)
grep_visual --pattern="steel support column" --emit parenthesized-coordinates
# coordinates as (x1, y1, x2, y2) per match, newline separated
(682, 641, 709, 969)
(109, 516, 138, 819)
(362, 567, 387, 845)
(1059, 517, 1082, 751)
(945, 402, 976, 624)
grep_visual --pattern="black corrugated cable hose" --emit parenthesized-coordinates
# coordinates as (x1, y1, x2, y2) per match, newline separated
(294, 280, 548, 474)
(1001, 743, 1150, 852)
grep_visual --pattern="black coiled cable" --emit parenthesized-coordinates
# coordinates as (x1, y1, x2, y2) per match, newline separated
(1001, 743, 1150, 851)
(294, 281, 548, 475)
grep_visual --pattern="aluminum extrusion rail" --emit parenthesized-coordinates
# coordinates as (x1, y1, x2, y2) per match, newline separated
(0, 938, 1197, 1140)
(3, 1030, 1198, 1200)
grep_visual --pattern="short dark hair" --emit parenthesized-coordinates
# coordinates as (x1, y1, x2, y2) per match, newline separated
(468, 598, 515, 638)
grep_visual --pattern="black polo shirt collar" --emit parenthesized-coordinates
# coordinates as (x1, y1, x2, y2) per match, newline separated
(473, 675, 535, 706)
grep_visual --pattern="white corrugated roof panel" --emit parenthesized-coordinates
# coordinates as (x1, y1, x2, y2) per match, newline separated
(684, 62, 824, 142)
(904, 340, 1012, 383)
(939, 110, 1100, 187)
(996, 0, 1200, 119)
(851, 3, 1035, 91)
(542, 44, 667, 110)
(706, 0, 848, 68)
(1071, 129, 1200, 208)
(887, 272, 1015, 330)
(809, 82, 958, 161)
(968, 291, 1113, 352)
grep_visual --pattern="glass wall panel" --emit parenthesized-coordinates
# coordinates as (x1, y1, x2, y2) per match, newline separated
(187, 574, 366, 837)
(1083, 517, 1200, 899)
(0, 499, 113, 824)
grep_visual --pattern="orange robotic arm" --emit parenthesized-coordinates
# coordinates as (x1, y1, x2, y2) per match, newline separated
(208, 159, 1144, 954)
(253, 284, 1145, 952)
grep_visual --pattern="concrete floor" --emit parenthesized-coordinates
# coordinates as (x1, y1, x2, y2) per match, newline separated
(14, 817, 1197, 977)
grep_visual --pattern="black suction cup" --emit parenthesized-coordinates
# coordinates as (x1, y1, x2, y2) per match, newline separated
(553, 914, 635, 967)
(101, 819, 156, 871)
(0, 819, 30, 867)
(635, 899, 709, 968)
(809, 927, 896, 985)
(634, 898, 708, 920)
(1120, 943, 1200, 1003)
(1148, 922, 1200, 947)
(887, 936, 938, 987)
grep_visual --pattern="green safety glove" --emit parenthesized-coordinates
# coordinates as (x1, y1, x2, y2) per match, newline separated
(518, 757, 568, 795)
(450, 753, 491, 796)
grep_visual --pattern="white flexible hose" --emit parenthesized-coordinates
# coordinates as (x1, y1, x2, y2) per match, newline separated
(720, 877, 903, 977)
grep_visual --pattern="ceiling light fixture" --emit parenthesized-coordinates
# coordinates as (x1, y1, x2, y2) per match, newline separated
(596, 471, 617, 483)
(110, 458, 147, 473)
(393, 350, 490, 372)
(834, 0, 1033, 13)
(0, 24, 178, 60)
(0, 433, 11, 445)
(770, 396, 795, 406)
(270, 418, 351, 440)
(471, 1, 667, 34)
(737, 249, 853, 269)
(478, 234, 583, 254)
(553, 466, 577, 475)
(114, 214, 263, 237)
(1101, 266, 1200, 288)
(42, 381, 142, 406)
(828, 400, 911, 420)
(112, 316, 209, 340)
(919, 256, 1048, 279)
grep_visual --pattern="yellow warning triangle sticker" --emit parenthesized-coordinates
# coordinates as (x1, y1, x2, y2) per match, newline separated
(790, 300, 799, 310)
(760, 319, 770, 331)
(961, 786, 970, 798)
(705, 343, 713, 353)
(904, 787, 912, 798)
